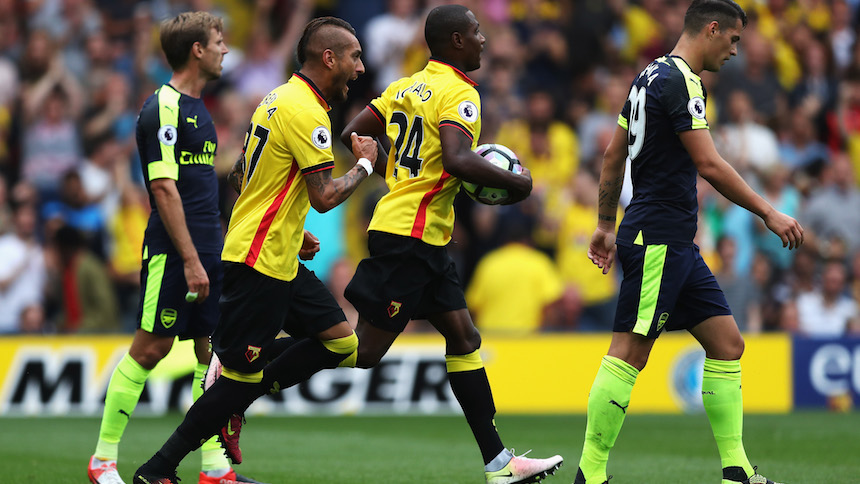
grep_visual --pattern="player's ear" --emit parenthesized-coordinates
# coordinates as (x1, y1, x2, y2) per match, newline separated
(708, 20, 719, 38)
(322, 48, 336, 69)
(191, 41, 204, 60)
(451, 31, 463, 49)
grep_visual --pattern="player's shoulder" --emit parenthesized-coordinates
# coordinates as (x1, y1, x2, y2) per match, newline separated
(137, 91, 162, 127)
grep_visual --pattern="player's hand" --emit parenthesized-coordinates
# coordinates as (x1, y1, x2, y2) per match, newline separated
(299, 230, 320, 260)
(587, 226, 617, 275)
(503, 165, 533, 205)
(763, 210, 804, 250)
(350, 132, 378, 167)
(184, 258, 210, 303)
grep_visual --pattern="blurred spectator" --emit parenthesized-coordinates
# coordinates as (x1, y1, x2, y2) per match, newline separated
(801, 152, 860, 254)
(576, 74, 629, 169)
(829, 0, 855, 75)
(510, 0, 570, 94)
(796, 260, 860, 337)
(79, 134, 125, 224)
(714, 90, 780, 175)
(42, 169, 106, 257)
(82, 70, 136, 148)
(0, 172, 11, 234)
(789, 38, 837, 136)
(20, 30, 84, 200)
(0, 203, 46, 333)
(106, 182, 147, 332)
(787, 245, 820, 297)
(43, 0, 103, 83)
(755, 164, 800, 271)
(47, 224, 119, 333)
(832, 66, 860, 181)
(466, 210, 564, 334)
(714, 236, 762, 333)
(364, 0, 422, 94)
(612, 0, 664, 66)
(716, 28, 785, 125)
(777, 106, 830, 172)
(230, 0, 313, 101)
(556, 170, 618, 331)
(495, 89, 578, 252)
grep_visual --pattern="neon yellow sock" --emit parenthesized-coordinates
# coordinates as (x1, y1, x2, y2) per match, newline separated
(702, 358, 754, 479)
(193, 362, 232, 471)
(579, 355, 638, 484)
(94, 354, 150, 460)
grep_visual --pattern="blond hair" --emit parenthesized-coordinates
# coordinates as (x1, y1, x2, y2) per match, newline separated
(160, 11, 223, 70)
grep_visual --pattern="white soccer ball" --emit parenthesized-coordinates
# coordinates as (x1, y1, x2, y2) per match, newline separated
(461, 143, 523, 205)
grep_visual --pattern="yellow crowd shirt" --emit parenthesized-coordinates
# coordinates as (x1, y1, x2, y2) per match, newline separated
(466, 243, 564, 334)
(366, 59, 481, 246)
(222, 73, 335, 281)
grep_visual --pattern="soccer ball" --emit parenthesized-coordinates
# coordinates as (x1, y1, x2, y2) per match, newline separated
(461, 143, 523, 205)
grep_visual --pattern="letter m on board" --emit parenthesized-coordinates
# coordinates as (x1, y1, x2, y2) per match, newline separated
(9, 359, 84, 406)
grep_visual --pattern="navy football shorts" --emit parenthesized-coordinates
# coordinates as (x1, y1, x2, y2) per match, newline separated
(614, 243, 732, 338)
(136, 250, 222, 340)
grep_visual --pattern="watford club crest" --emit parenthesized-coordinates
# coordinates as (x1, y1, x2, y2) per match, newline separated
(245, 345, 262, 363)
(387, 301, 402, 318)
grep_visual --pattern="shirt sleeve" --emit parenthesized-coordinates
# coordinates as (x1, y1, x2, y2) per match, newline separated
(281, 107, 335, 175)
(143, 88, 182, 181)
(661, 68, 709, 133)
(618, 84, 632, 130)
(368, 82, 395, 126)
(438, 83, 481, 144)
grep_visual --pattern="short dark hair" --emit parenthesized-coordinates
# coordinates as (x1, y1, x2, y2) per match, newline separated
(160, 11, 223, 70)
(684, 0, 747, 34)
(424, 4, 472, 57)
(296, 17, 357, 66)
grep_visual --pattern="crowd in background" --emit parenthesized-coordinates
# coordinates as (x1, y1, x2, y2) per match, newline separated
(2, 0, 860, 339)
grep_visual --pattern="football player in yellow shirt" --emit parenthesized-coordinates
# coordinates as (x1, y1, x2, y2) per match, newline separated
(133, 17, 377, 484)
(341, 5, 563, 484)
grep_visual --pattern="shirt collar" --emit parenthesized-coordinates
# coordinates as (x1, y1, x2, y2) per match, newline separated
(293, 72, 331, 111)
(427, 57, 478, 87)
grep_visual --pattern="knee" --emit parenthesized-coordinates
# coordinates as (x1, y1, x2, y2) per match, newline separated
(355, 345, 384, 369)
(131, 347, 168, 370)
(446, 327, 481, 355)
(727, 335, 745, 360)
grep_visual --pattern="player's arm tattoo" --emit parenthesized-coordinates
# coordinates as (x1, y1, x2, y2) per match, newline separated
(228, 156, 244, 194)
(305, 165, 366, 211)
(598, 174, 624, 221)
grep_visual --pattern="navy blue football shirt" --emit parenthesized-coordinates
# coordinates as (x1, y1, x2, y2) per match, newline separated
(136, 84, 222, 255)
(616, 55, 709, 247)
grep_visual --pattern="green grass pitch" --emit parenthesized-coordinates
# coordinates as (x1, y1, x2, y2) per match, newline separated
(3, 412, 858, 483)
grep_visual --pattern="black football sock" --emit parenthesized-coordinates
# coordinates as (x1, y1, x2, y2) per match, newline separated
(448, 366, 505, 464)
(260, 338, 351, 394)
(147, 378, 261, 471)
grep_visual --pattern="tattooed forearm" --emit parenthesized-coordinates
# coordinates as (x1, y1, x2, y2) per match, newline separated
(598, 175, 623, 210)
(305, 165, 368, 211)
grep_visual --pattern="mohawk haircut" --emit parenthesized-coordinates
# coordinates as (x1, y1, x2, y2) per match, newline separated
(684, 0, 747, 34)
(424, 4, 472, 57)
(296, 17, 357, 67)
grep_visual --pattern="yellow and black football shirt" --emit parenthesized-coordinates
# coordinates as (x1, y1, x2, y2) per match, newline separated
(222, 73, 335, 281)
(136, 83, 221, 255)
(366, 58, 481, 246)
(616, 55, 709, 247)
